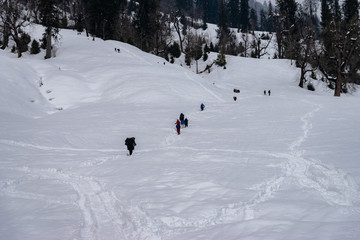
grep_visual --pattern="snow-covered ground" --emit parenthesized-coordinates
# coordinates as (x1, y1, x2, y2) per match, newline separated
(1, 26, 360, 240)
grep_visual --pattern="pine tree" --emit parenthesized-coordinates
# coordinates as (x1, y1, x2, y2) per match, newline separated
(38, 0, 59, 59)
(229, 0, 240, 29)
(217, 0, 230, 52)
(259, 9, 267, 31)
(276, 0, 298, 59)
(30, 39, 40, 54)
(249, 8, 258, 30)
(133, 0, 160, 52)
(343, 0, 359, 24)
(266, 1, 274, 32)
(239, 0, 249, 32)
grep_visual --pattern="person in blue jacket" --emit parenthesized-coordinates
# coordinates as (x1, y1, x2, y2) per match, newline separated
(200, 103, 205, 111)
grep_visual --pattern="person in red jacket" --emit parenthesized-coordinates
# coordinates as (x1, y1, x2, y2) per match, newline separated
(175, 119, 181, 135)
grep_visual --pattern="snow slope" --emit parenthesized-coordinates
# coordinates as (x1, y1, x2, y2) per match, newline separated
(1, 25, 360, 240)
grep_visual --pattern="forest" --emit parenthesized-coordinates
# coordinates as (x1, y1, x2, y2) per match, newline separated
(0, 0, 359, 96)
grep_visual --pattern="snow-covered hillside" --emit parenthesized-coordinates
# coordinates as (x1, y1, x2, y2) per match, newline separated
(1, 25, 360, 240)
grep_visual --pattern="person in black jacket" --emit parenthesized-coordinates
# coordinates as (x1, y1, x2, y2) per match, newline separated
(125, 137, 136, 155)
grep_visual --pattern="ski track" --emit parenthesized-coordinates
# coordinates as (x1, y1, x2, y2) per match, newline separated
(2, 100, 360, 239)
(0, 139, 119, 153)
(183, 72, 225, 103)
(151, 100, 360, 234)
(0, 166, 162, 240)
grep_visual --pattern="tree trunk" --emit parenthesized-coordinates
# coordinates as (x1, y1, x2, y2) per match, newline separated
(334, 46, 342, 96)
(14, 38, 22, 58)
(299, 65, 305, 88)
(1, 23, 10, 50)
(334, 58, 342, 96)
(45, 29, 52, 59)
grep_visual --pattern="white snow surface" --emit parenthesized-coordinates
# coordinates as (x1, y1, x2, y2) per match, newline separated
(1, 26, 360, 240)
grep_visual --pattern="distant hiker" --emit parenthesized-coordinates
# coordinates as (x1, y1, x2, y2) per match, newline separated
(125, 137, 136, 156)
(184, 118, 188, 127)
(175, 119, 181, 135)
(233, 96, 237, 101)
(179, 113, 185, 128)
(115, 48, 117, 52)
(233, 89, 240, 93)
(268, 90, 271, 96)
(200, 103, 205, 111)
(264, 90, 266, 95)
(117, 48, 120, 53)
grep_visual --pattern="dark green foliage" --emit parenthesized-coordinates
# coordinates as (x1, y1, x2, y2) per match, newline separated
(19, 33, 31, 53)
(307, 83, 315, 91)
(39, 0, 59, 31)
(203, 52, 208, 61)
(168, 42, 181, 58)
(133, 0, 160, 52)
(193, 41, 203, 62)
(40, 34, 47, 49)
(30, 40, 40, 54)
(60, 16, 68, 28)
(249, 8, 258, 30)
(240, 0, 249, 31)
(75, 14, 84, 32)
(82, 0, 123, 39)
(250, 50, 256, 58)
(204, 43, 210, 53)
(229, 0, 240, 28)
(209, 42, 215, 52)
(38, 0, 59, 58)
(343, 0, 359, 23)
(215, 52, 226, 67)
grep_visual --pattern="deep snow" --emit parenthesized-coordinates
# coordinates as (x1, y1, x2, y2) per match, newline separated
(1, 25, 360, 240)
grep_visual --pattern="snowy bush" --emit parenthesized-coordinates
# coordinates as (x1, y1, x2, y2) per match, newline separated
(30, 40, 41, 55)
(215, 53, 226, 67)
(307, 82, 315, 91)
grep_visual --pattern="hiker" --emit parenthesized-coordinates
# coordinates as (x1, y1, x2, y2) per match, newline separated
(200, 103, 205, 111)
(268, 90, 271, 96)
(233, 96, 237, 101)
(264, 90, 266, 95)
(125, 137, 136, 156)
(175, 119, 181, 135)
(179, 113, 185, 128)
(184, 118, 188, 127)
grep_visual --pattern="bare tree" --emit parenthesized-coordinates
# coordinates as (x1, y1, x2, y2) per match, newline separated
(240, 33, 251, 57)
(251, 33, 273, 58)
(0, 0, 29, 57)
(172, 12, 186, 52)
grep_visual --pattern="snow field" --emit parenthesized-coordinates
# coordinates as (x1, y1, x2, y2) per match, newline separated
(1, 25, 360, 240)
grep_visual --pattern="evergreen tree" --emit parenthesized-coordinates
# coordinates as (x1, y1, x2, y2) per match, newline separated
(217, 0, 230, 52)
(343, 0, 359, 24)
(133, 0, 160, 52)
(259, 9, 267, 31)
(249, 8, 258, 30)
(30, 39, 40, 54)
(82, 0, 122, 39)
(239, 0, 249, 32)
(276, 0, 298, 59)
(266, 1, 274, 32)
(229, 0, 240, 29)
(38, 0, 59, 59)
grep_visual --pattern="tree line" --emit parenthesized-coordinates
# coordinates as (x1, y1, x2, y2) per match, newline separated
(0, 0, 359, 96)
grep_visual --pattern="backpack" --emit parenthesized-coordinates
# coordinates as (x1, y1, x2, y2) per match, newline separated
(125, 137, 136, 146)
